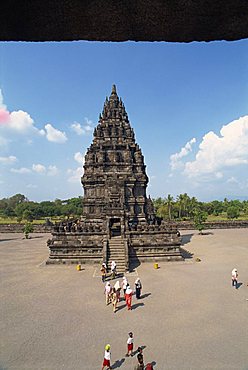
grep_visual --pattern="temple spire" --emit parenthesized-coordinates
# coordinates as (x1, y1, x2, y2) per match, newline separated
(111, 84, 117, 95)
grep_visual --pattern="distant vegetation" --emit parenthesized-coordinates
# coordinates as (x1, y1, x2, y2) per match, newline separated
(0, 194, 83, 223)
(0, 193, 248, 224)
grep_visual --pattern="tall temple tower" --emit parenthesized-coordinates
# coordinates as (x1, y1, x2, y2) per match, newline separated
(82, 84, 152, 229)
(47, 86, 183, 269)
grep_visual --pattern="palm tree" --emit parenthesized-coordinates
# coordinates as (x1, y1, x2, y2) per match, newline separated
(177, 194, 184, 219)
(188, 196, 198, 219)
(165, 194, 174, 220)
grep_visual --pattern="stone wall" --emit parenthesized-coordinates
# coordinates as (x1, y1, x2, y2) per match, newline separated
(176, 220, 248, 230)
(0, 224, 52, 233)
(0, 220, 248, 233)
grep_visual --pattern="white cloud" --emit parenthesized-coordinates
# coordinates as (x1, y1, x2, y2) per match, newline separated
(227, 176, 239, 184)
(32, 164, 46, 173)
(71, 122, 84, 135)
(0, 155, 17, 165)
(74, 152, 85, 164)
(47, 165, 59, 176)
(67, 167, 83, 183)
(170, 138, 196, 170)
(184, 115, 248, 179)
(215, 172, 223, 179)
(43, 123, 67, 143)
(71, 118, 94, 136)
(8, 110, 35, 132)
(10, 167, 31, 174)
(26, 184, 38, 189)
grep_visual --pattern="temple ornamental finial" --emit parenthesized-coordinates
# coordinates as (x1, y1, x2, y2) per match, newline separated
(111, 84, 117, 94)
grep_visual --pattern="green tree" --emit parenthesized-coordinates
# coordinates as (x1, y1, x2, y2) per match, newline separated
(165, 194, 174, 220)
(193, 210, 208, 234)
(188, 196, 199, 219)
(177, 194, 184, 219)
(23, 222, 34, 239)
(22, 209, 34, 222)
(227, 206, 240, 219)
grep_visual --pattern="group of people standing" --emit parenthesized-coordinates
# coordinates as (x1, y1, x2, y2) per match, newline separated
(104, 276, 142, 312)
(102, 333, 153, 370)
(101, 262, 117, 282)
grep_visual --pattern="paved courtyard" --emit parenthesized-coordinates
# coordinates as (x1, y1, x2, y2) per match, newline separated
(0, 229, 248, 370)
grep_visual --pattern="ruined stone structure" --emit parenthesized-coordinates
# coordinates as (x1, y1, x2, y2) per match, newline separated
(47, 86, 183, 270)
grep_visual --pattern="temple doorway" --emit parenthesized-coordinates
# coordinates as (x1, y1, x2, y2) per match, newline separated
(109, 218, 121, 237)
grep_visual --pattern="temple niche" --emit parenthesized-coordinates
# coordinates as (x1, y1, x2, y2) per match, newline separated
(47, 85, 183, 270)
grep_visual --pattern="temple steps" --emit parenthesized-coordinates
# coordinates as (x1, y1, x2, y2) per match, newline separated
(107, 236, 126, 272)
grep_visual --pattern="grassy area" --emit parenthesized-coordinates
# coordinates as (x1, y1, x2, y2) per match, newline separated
(0, 217, 63, 225)
(207, 213, 248, 221)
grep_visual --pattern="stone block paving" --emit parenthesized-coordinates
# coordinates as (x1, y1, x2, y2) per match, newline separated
(0, 230, 248, 370)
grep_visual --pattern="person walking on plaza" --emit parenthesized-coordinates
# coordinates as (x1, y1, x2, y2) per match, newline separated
(102, 344, 112, 370)
(111, 287, 118, 313)
(122, 276, 128, 295)
(126, 332, 134, 357)
(125, 285, 133, 310)
(134, 352, 144, 370)
(114, 280, 121, 302)
(104, 282, 112, 305)
(134, 278, 142, 299)
(111, 260, 117, 279)
(101, 263, 107, 283)
(231, 268, 238, 288)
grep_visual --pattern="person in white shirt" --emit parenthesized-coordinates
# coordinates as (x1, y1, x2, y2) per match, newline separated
(122, 276, 128, 295)
(231, 268, 238, 288)
(111, 260, 117, 279)
(104, 282, 112, 305)
(102, 344, 111, 369)
(126, 332, 134, 357)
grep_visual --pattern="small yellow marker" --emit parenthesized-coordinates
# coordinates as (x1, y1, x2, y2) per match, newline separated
(154, 263, 159, 269)
(77, 263, 81, 271)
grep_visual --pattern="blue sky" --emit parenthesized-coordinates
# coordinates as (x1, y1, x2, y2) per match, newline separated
(0, 40, 247, 202)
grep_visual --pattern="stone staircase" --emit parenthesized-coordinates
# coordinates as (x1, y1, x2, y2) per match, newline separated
(107, 236, 127, 273)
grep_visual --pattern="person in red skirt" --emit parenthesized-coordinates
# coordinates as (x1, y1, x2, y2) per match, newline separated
(125, 332, 134, 357)
(125, 285, 133, 311)
(102, 344, 112, 370)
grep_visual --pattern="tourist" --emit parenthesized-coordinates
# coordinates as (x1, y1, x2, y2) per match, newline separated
(101, 263, 107, 283)
(125, 285, 133, 310)
(134, 278, 142, 299)
(102, 344, 112, 370)
(231, 268, 238, 288)
(145, 363, 154, 370)
(126, 332, 134, 357)
(134, 353, 144, 370)
(111, 287, 118, 313)
(104, 282, 112, 305)
(111, 260, 117, 279)
(122, 276, 128, 295)
(114, 280, 121, 302)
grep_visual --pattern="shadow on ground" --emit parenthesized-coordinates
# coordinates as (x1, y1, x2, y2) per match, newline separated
(235, 282, 243, 289)
(112, 358, 125, 369)
(0, 238, 20, 242)
(181, 233, 194, 246)
(141, 292, 151, 299)
(180, 247, 194, 259)
(132, 302, 145, 310)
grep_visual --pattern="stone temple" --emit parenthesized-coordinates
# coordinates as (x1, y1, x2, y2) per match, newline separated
(47, 85, 183, 271)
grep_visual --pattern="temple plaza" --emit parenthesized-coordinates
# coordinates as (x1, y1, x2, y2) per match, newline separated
(0, 228, 247, 370)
